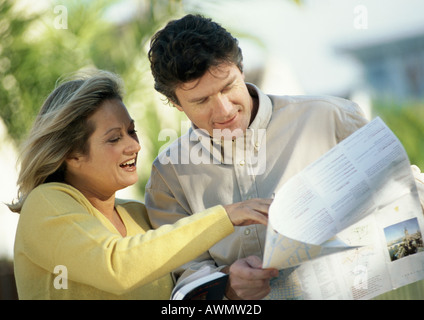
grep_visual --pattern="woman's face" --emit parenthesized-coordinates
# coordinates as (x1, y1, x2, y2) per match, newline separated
(66, 99, 140, 198)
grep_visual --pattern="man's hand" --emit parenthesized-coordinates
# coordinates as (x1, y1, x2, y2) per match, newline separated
(223, 255, 279, 300)
(224, 198, 272, 226)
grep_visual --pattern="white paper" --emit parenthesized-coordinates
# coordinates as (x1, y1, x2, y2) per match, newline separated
(263, 117, 424, 299)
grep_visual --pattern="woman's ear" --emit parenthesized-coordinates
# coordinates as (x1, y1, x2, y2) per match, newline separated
(65, 153, 85, 170)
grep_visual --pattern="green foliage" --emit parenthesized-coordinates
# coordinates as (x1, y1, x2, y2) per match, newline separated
(0, 0, 185, 199)
(372, 100, 424, 170)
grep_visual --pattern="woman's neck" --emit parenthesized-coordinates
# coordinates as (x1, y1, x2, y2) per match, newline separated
(64, 176, 127, 236)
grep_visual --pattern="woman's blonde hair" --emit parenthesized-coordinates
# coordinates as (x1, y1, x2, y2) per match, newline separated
(8, 70, 124, 213)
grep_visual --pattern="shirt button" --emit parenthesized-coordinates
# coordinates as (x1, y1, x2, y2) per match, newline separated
(239, 160, 245, 166)
(244, 228, 251, 235)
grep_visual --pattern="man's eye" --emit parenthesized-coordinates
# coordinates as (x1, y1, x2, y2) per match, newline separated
(222, 86, 232, 93)
(196, 97, 208, 105)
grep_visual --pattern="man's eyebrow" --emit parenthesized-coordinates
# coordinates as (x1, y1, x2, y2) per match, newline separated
(188, 76, 237, 103)
(188, 96, 208, 103)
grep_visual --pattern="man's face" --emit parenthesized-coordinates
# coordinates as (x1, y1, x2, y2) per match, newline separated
(173, 63, 254, 139)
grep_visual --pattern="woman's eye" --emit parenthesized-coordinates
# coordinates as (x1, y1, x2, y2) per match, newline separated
(109, 136, 121, 143)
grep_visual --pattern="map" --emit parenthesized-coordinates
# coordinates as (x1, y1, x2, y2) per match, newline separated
(262, 118, 424, 299)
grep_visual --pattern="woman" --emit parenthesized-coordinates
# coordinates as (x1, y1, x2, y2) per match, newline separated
(8, 70, 270, 299)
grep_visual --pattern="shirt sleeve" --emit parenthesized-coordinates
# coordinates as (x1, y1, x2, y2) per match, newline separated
(327, 95, 369, 142)
(17, 184, 234, 295)
(145, 164, 193, 228)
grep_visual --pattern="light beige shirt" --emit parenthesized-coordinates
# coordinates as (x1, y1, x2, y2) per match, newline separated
(146, 84, 424, 299)
(146, 84, 367, 271)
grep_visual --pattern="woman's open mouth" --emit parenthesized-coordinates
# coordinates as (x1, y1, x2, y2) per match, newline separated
(120, 158, 137, 171)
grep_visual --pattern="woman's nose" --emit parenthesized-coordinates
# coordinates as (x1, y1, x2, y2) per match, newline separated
(124, 135, 141, 155)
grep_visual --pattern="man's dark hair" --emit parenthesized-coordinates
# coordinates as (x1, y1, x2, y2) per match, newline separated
(148, 14, 243, 105)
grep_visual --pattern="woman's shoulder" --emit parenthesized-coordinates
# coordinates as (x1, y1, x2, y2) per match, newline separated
(27, 182, 84, 201)
(22, 182, 89, 214)
(30, 181, 79, 193)
(115, 198, 146, 214)
(115, 198, 149, 229)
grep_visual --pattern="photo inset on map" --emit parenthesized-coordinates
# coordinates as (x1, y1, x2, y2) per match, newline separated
(384, 218, 424, 262)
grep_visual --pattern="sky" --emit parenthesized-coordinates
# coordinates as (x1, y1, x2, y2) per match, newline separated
(384, 218, 420, 244)
(1, 0, 424, 259)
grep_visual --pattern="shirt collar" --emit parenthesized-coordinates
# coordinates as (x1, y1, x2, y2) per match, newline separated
(246, 83, 273, 132)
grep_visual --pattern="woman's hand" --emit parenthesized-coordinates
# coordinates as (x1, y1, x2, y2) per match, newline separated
(223, 198, 272, 226)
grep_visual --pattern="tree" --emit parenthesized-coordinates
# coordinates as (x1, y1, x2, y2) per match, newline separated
(0, 0, 185, 198)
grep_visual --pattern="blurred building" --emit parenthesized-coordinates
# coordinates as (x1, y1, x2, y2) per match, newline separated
(341, 31, 424, 102)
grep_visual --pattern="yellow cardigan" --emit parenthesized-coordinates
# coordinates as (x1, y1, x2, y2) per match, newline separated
(14, 183, 234, 300)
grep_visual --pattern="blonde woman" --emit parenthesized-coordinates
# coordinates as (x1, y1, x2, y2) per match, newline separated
(8, 70, 271, 300)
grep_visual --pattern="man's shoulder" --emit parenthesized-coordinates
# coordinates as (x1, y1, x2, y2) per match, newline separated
(269, 94, 360, 113)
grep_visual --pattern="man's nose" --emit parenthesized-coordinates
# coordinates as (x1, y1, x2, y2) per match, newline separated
(213, 94, 232, 117)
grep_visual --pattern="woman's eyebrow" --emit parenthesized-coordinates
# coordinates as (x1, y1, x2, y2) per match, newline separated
(103, 120, 135, 136)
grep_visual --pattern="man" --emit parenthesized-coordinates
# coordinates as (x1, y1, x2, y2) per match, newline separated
(145, 14, 422, 299)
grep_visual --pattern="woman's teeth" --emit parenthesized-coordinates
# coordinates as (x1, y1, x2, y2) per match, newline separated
(120, 159, 136, 167)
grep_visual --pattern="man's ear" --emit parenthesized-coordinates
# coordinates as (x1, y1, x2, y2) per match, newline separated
(170, 100, 184, 112)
